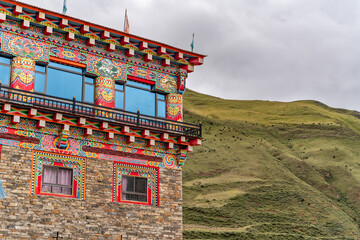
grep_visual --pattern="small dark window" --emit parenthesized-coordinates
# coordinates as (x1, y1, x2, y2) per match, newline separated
(41, 165, 73, 196)
(121, 176, 147, 202)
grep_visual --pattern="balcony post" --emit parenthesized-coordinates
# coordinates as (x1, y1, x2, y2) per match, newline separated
(166, 93, 183, 122)
(94, 76, 115, 108)
(137, 110, 140, 126)
(10, 57, 35, 92)
(72, 96, 76, 114)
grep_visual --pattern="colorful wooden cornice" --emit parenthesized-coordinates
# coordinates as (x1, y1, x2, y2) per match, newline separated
(0, 0, 205, 73)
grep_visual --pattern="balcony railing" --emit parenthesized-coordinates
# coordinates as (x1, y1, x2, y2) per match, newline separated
(0, 84, 202, 138)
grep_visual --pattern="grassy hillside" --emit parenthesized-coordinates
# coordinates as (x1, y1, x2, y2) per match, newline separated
(182, 89, 360, 239)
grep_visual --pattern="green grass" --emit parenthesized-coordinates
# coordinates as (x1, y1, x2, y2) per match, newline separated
(182, 89, 360, 239)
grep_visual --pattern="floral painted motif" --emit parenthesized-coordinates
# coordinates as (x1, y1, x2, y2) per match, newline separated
(50, 46, 87, 63)
(155, 73, 177, 93)
(87, 55, 126, 81)
(2, 32, 49, 62)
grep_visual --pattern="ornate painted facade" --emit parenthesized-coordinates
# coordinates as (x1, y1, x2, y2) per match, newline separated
(0, 0, 204, 239)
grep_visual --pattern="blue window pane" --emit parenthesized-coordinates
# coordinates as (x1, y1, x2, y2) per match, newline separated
(49, 62, 83, 73)
(85, 77, 94, 84)
(35, 73, 45, 93)
(125, 86, 155, 116)
(115, 83, 124, 91)
(157, 100, 165, 118)
(127, 80, 152, 90)
(46, 68, 82, 100)
(0, 65, 10, 85)
(157, 94, 165, 100)
(115, 91, 124, 109)
(84, 84, 94, 102)
(35, 65, 46, 73)
(0, 56, 10, 65)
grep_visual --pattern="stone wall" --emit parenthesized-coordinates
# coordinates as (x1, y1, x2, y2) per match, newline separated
(0, 145, 182, 239)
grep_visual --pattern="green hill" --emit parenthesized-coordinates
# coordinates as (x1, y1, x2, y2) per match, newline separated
(182, 89, 360, 239)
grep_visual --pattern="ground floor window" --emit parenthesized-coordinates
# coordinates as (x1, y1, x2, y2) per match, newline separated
(31, 151, 86, 199)
(41, 165, 73, 196)
(121, 176, 147, 202)
(113, 162, 159, 206)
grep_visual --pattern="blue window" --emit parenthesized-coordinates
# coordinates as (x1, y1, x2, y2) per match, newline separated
(157, 97, 166, 118)
(84, 77, 94, 103)
(0, 56, 11, 86)
(126, 85, 156, 116)
(34, 65, 46, 93)
(34, 62, 94, 102)
(119, 79, 166, 118)
(115, 81, 124, 109)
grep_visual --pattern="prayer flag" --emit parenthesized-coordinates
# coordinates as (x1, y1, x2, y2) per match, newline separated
(190, 33, 194, 52)
(124, 9, 130, 33)
(62, 0, 67, 15)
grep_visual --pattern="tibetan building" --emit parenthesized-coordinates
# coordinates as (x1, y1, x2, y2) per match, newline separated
(0, 0, 204, 239)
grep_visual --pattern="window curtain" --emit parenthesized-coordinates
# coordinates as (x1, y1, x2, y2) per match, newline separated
(122, 177, 129, 200)
(58, 169, 72, 186)
(58, 169, 72, 195)
(43, 167, 57, 184)
(0, 179, 6, 199)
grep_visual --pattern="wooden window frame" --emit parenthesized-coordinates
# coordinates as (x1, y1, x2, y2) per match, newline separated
(121, 175, 148, 203)
(34, 61, 95, 102)
(41, 165, 73, 196)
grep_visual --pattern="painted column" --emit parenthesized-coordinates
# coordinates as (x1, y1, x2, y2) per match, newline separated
(94, 76, 115, 108)
(166, 93, 183, 122)
(10, 57, 35, 91)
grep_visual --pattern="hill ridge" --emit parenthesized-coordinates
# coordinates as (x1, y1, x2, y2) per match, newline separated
(183, 89, 360, 239)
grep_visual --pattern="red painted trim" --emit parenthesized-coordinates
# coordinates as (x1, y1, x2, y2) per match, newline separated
(114, 161, 159, 170)
(49, 56, 87, 68)
(127, 76, 155, 86)
(38, 192, 76, 199)
(120, 200, 151, 206)
(114, 161, 159, 206)
(112, 161, 115, 202)
(157, 168, 160, 206)
(83, 157, 86, 200)
(29, 148, 34, 195)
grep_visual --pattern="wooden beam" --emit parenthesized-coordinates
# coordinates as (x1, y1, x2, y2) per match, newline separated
(53, 113, 62, 121)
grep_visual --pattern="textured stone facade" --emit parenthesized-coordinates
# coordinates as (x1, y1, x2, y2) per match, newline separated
(0, 145, 182, 239)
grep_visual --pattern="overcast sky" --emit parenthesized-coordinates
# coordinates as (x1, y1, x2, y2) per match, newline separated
(19, 0, 360, 111)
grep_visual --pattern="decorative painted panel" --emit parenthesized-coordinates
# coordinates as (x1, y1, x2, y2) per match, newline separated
(127, 65, 157, 82)
(113, 162, 159, 206)
(95, 76, 115, 108)
(50, 46, 87, 64)
(1, 32, 49, 62)
(30, 151, 86, 199)
(10, 57, 35, 91)
(155, 72, 177, 93)
(166, 93, 183, 122)
(177, 70, 187, 94)
(87, 55, 126, 82)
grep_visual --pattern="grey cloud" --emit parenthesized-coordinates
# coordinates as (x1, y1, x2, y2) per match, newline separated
(20, 0, 360, 110)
